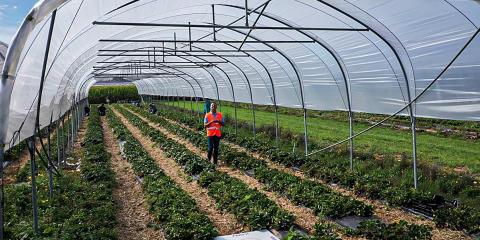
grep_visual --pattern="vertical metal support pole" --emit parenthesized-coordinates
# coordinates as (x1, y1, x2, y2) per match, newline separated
(153, 47, 156, 67)
(275, 106, 279, 146)
(174, 32, 177, 56)
(349, 112, 354, 170)
(0, 145, 4, 239)
(183, 96, 186, 109)
(412, 116, 418, 189)
(61, 115, 65, 165)
(252, 103, 256, 138)
(162, 42, 165, 62)
(57, 118, 61, 166)
(190, 96, 194, 113)
(28, 10, 56, 234)
(148, 50, 151, 69)
(175, 90, 179, 108)
(245, 0, 249, 26)
(47, 122, 53, 198)
(70, 107, 74, 149)
(196, 97, 200, 120)
(303, 108, 308, 156)
(188, 22, 192, 51)
(212, 5, 216, 41)
(65, 113, 69, 155)
(71, 106, 75, 144)
(27, 137, 39, 234)
(234, 102, 238, 135)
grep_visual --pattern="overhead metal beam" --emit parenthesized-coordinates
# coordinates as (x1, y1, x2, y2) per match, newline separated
(96, 60, 227, 64)
(98, 53, 249, 57)
(239, 0, 271, 51)
(245, 0, 249, 26)
(92, 21, 369, 31)
(93, 73, 187, 77)
(98, 49, 275, 53)
(99, 39, 316, 43)
(211, 5, 216, 41)
(93, 65, 213, 69)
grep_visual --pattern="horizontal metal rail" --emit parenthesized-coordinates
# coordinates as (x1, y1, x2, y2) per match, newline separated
(93, 21, 369, 31)
(99, 39, 316, 43)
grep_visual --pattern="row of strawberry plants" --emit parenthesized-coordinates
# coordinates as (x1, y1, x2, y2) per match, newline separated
(4, 107, 117, 239)
(73, 106, 117, 238)
(114, 106, 297, 232)
(154, 103, 480, 235)
(126, 105, 373, 220)
(106, 108, 218, 240)
(129, 104, 433, 239)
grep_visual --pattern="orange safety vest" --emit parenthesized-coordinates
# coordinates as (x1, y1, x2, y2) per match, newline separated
(205, 112, 223, 137)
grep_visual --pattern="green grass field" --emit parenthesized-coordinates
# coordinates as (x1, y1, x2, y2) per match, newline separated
(164, 100, 480, 174)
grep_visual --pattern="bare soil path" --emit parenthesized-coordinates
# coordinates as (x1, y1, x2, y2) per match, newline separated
(2, 125, 63, 185)
(111, 108, 244, 235)
(101, 117, 165, 240)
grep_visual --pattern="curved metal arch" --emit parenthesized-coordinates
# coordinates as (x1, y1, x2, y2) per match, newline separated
(293, 1, 408, 104)
(155, 63, 205, 98)
(52, 42, 211, 116)
(214, 25, 309, 153)
(97, 43, 227, 103)
(316, 0, 419, 188)
(94, 16, 297, 110)
(217, 4, 346, 103)
(147, 75, 197, 102)
(99, 37, 261, 136)
(210, 66, 239, 132)
(95, 44, 208, 99)
(221, 3, 355, 157)
(49, 11, 295, 124)
(94, 48, 216, 100)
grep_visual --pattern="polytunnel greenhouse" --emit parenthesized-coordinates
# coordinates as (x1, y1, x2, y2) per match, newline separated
(0, 0, 479, 239)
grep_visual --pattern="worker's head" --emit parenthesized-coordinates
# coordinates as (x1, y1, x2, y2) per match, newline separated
(211, 102, 217, 113)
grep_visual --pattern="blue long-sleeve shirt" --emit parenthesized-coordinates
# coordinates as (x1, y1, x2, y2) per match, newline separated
(204, 113, 225, 125)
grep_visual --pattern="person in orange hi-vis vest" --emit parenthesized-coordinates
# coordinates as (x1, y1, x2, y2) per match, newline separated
(204, 102, 225, 164)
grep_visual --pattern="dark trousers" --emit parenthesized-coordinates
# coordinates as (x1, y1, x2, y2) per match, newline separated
(207, 136, 221, 164)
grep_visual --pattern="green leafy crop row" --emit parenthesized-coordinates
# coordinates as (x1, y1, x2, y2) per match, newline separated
(4, 107, 117, 239)
(106, 108, 218, 240)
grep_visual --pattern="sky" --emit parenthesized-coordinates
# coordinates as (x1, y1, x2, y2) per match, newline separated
(0, 0, 37, 44)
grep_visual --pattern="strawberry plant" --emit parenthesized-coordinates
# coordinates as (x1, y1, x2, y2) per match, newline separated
(353, 220, 432, 240)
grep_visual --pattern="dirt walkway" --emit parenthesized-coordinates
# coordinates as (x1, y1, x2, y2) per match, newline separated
(122, 108, 327, 236)
(101, 117, 165, 240)
(2, 125, 64, 185)
(112, 108, 244, 235)
(156, 112, 471, 240)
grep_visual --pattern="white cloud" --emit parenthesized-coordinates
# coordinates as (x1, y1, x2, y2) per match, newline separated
(0, 4, 8, 19)
(13, 5, 18, 10)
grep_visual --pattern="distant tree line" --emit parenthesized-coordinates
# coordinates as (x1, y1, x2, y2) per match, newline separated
(88, 85, 139, 104)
